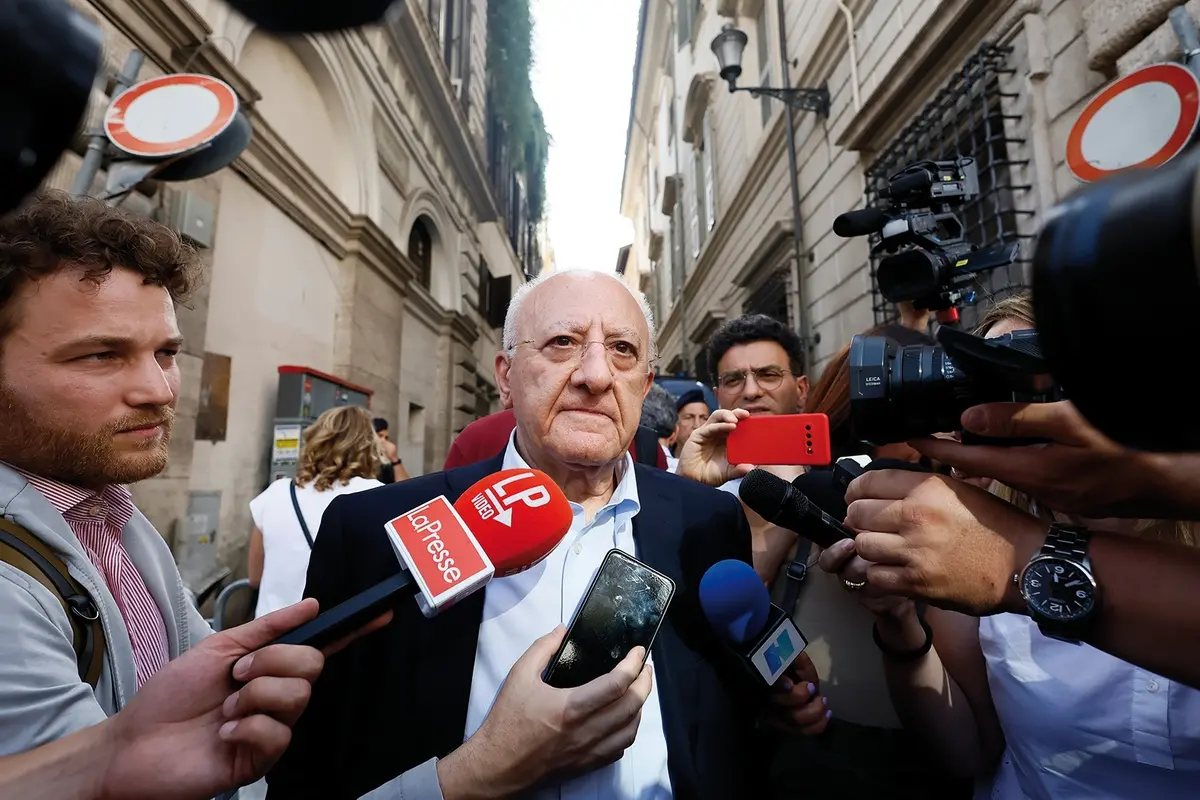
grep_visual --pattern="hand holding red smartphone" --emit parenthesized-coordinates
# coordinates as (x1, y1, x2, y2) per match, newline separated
(726, 414, 832, 467)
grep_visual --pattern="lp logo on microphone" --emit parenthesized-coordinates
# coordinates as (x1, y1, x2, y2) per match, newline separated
(469, 470, 551, 527)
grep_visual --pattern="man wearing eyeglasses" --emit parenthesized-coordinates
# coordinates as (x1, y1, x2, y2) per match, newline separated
(707, 314, 809, 419)
(268, 270, 821, 800)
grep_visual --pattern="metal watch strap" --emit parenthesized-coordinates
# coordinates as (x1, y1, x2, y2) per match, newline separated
(1041, 523, 1091, 565)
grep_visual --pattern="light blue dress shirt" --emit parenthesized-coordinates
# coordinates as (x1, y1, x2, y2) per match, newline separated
(463, 431, 674, 800)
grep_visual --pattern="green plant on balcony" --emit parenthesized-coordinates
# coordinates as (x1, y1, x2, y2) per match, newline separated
(487, 0, 550, 222)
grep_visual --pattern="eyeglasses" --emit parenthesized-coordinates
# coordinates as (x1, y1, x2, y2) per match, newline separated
(716, 366, 792, 392)
(514, 337, 649, 372)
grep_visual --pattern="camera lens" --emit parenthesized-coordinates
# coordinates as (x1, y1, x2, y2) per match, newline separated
(847, 335, 979, 444)
(1033, 145, 1200, 452)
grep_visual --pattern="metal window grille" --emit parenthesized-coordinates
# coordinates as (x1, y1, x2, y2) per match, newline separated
(743, 267, 791, 327)
(864, 43, 1035, 331)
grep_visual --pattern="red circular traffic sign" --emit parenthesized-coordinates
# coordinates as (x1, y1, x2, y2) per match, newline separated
(1066, 62, 1200, 182)
(105, 74, 239, 158)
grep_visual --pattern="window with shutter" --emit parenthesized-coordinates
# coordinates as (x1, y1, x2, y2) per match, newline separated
(486, 274, 512, 330)
(702, 115, 717, 231)
(692, 148, 706, 250)
(756, 3, 773, 126)
(687, 170, 700, 260)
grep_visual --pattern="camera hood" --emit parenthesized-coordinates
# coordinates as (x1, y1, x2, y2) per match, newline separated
(936, 327, 1054, 393)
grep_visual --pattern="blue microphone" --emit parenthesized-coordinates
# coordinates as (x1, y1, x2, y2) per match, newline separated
(699, 560, 808, 686)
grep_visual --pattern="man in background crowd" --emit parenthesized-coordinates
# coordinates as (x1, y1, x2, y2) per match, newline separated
(641, 382, 680, 472)
(674, 388, 710, 456)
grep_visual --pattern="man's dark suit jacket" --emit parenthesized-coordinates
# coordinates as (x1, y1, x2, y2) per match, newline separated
(266, 453, 769, 800)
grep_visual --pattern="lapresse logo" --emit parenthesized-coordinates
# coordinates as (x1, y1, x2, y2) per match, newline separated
(385, 496, 493, 612)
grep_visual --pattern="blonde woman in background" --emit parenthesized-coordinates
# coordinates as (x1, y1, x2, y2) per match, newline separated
(247, 405, 384, 618)
(821, 293, 1200, 798)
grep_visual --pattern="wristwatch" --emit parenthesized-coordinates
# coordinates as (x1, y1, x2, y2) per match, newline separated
(1016, 523, 1098, 643)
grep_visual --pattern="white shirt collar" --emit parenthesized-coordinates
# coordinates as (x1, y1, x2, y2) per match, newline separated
(501, 429, 641, 518)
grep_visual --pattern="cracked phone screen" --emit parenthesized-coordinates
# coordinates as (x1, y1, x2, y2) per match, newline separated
(544, 549, 676, 689)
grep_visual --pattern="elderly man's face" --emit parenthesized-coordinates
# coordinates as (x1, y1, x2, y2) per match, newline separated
(496, 273, 653, 468)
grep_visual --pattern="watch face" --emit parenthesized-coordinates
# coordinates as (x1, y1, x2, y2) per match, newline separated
(1022, 559, 1096, 622)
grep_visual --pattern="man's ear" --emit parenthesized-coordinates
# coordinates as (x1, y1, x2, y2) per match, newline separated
(496, 352, 514, 409)
(641, 370, 654, 400)
(795, 374, 810, 412)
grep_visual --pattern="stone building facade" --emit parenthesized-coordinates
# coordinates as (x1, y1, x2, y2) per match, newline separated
(44, 0, 538, 584)
(621, 0, 1195, 380)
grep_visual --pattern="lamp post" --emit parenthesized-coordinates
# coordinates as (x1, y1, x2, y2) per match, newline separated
(710, 18, 825, 359)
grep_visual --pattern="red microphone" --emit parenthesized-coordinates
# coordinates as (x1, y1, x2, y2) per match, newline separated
(270, 469, 571, 651)
(386, 469, 572, 616)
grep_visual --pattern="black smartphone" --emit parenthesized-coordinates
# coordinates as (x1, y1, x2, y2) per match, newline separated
(543, 549, 675, 689)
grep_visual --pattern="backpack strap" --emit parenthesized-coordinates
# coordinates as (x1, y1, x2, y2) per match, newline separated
(0, 517, 106, 688)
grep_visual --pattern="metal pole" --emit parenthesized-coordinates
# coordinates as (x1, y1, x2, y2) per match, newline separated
(71, 49, 145, 197)
(776, 0, 815, 366)
(1170, 7, 1200, 80)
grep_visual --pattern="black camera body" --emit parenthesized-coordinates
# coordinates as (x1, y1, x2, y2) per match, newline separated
(835, 157, 1019, 317)
(847, 325, 1063, 445)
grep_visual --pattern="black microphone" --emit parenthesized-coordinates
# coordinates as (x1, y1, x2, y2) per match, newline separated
(833, 207, 890, 237)
(831, 456, 936, 498)
(739, 469, 853, 549)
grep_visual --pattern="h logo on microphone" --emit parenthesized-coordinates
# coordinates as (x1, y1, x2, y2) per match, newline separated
(764, 628, 797, 674)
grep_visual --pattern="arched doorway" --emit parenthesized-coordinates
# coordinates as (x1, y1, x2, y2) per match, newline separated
(408, 216, 434, 289)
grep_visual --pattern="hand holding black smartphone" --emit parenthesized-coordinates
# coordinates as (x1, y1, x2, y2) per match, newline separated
(543, 549, 675, 689)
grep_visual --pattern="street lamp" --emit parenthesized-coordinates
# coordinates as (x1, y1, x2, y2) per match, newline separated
(710, 23, 830, 117)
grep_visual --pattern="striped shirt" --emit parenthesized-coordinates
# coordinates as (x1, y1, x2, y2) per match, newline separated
(21, 473, 170, 687)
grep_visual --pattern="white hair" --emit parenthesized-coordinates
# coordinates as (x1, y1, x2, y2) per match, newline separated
(502, 269, 658, 362)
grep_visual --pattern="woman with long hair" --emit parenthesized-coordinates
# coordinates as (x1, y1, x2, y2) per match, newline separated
(247, 405, 384, 618)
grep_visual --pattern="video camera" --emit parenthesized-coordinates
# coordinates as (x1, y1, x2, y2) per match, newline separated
(847, 324, 1063, 445)
(1, 0, 396, 218)
(834, 157, 1019, 321)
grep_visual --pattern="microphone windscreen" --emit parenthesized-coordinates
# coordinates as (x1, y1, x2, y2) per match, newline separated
(226, 0, 396, 32)
(452, 469, 572, 575)
(791, 470, 851, 520)
(738, 469, 790, 520)
(699, 559, 772, 645)
(833, 207, 890, 238)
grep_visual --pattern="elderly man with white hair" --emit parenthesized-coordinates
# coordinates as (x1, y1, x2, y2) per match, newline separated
(267, 269, 827, 800)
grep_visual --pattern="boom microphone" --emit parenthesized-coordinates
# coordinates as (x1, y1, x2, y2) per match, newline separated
(272, 469, 571, 650)
(739, 469, 853, 550)
(699, 559, 808, 687)
(833, 207, 890, 238)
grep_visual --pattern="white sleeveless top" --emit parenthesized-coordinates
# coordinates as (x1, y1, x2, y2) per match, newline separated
(975, 613, 1200, 799)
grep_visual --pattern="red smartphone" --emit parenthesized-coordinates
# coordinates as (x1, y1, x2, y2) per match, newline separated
(726, 414, 832, 466)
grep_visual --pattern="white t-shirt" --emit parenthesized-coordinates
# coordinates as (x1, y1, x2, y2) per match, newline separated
(249, 476, 382, 618)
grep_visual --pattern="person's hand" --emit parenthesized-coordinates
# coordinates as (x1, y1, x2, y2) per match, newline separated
(98, 599, 392, 800)
(438, 626, 654, 798)
(675, 408, 754, 487)
(817, 538, 915, 619)
(909, 400, 1193, 519)
(844, 470, 1046, 615)
(763, 651, 829, 735)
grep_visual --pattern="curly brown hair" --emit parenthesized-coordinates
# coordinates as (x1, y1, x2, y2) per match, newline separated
(0, 191, 205, 339)
(294, 405, 383, 492)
